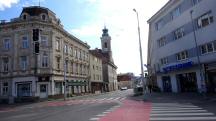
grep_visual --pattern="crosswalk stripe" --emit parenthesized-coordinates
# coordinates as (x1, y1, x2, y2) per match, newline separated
(151, 112, 214, 116)
(150, 103, 216, 121)
(151, 110, 207, 113)
(150, 117, 216, 121)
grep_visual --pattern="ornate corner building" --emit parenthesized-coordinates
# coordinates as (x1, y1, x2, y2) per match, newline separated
(0, 6, 91, 102)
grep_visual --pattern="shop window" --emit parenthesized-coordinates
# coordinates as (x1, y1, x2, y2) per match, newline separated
(17, 83, 31, 97)
(174, 27, 184, 40)
(197, 12, 213, 28)
(176, 51, 188, 61)
(2, 82, 8, 95)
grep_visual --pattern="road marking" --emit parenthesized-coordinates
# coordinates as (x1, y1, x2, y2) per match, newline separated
(96, 114, 106, 117)
(151, 109, 207, 113)
(89, 117, 100, 120)
(150, 117, 216, 120)
(152, 107, 202, 110)
(151, 112, 214, 116)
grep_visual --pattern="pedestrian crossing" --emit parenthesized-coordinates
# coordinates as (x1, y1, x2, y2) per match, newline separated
(46, 97, 126, 107)
(150, 103, 216, 121)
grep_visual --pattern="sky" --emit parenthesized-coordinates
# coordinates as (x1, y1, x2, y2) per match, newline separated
(0, 0, 168, 76)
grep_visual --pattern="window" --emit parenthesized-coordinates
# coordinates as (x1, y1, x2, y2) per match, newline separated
(42, 14, 46, 21)
(176, 51, 188, 61)
(22, 36, 29, 48)
(41, 35, 48, 46)
(93, 65, 95, 70)
(104, 43, 107, 48)
(69, 46, 73, 56)
(83, 51, 85, 60)
(20, 56, 27, 70)
(65, 60, 68, 73)
(56, 57, 60, 70)
(42, 54, 48, 67)
(76, 63, 78, 74)
(174, 27, 184, 40)
(40, 85, 47, 92)
(80, 64, 82, 75)
(2, 82, 8, 95)
(23, 15, 27, 20)
(197, 12, 213, 28)
(2, 57, 9, 72)
(158, 37, 167, 47)
(156, 19, 165, 30)
(192, 0, 202, 5)
(79, 49, 82, 60)
(71, 62, 73, 74)
(171, 7, 181, 20)
(201, 42, 215, 54)
(56, 39, 60, 50)
(64, 44, 68, 54)
(161, 57, 168, 65)
(3, 38, 10, 50)
(75, 49, 78, 58)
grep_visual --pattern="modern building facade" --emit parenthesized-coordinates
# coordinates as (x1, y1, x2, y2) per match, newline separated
(89, 50, 104, 94)
(0, 6, 90, 102)
(147, 0, 216, 93)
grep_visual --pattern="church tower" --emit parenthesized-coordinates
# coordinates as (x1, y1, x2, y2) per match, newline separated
(101, 27, 113, 62)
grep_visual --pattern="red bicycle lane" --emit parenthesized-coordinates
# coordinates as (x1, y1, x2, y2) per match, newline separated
(99, 99, 152, 121)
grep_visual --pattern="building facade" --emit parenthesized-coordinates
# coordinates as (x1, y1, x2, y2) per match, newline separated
(0, 6, 90, 102)
(147, 0, 216, 93)
(117, 73, 134, 89)
(89, 50, 104, 94)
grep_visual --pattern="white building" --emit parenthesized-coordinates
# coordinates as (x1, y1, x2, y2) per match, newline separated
(147, 0, 216, 93)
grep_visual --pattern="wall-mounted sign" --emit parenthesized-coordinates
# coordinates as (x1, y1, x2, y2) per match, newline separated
(163, 61, 193, 72)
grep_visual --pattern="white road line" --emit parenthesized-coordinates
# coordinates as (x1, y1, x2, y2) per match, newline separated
(89, 117, 100, 120)
(96, 114, 106, 117)
(151, 109, 207, 113)
(152, 107, 202, 111)
(151, 112, 214, 116)
(150, 117, 216, 121)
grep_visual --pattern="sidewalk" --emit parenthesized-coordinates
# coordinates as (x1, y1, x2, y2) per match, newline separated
(129, 92, 216, 103)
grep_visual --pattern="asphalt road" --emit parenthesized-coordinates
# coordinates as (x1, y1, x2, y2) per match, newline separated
(0, 90, 132, 121)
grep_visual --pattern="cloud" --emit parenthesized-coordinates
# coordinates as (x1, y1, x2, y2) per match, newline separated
(0, 0, 19, 11)
(69, 0, 168, 75)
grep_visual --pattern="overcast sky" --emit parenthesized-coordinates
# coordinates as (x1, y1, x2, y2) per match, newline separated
(0, 0, 168, 76)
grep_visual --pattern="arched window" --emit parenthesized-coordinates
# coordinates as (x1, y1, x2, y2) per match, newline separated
(23, 15, 27, 20)
(104, 42, 107, 48)
(41, 14, 46, 21)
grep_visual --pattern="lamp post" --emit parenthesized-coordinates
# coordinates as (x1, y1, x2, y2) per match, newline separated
(133, 9, 145, 93)
(190, 10, 206, 94)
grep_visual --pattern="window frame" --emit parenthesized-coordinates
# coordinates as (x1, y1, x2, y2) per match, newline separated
(22, 36, 29, 49)
(2, 82, 8, 95)
(20, 56, 27, 71)
(2, 57, 9, 72)
(41, 35, 48, 47)
(42, 54, 49, 68)
(3, 38, 10, 50)
(174, 27, 184, 40)
(171, 7, 181, 20)
(197, 12, 213, 28)
(176, 51, 188, 61)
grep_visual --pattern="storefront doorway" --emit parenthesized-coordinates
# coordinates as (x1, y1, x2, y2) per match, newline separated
(176, 72, 197, 92)
(207, 71, 216, 93)
(162, 76, 172, 92)
(39, 84, 48, 98)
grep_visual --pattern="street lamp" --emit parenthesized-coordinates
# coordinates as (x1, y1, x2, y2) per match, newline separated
(190, 10, 206, 94)
(133, 8, 145, 93)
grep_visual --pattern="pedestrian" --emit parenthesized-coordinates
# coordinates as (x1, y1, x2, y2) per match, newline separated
(148, 85, 152, 93)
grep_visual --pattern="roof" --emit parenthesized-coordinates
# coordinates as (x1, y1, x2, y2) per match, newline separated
(20, 6, 55, 17)
(147, 0, 174, 23)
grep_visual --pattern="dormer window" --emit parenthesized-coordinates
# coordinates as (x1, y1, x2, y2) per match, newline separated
(41, 14, 47, 21)
(22, 13, 28, 20)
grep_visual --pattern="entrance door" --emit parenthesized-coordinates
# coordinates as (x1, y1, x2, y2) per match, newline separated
(40, 84, 48, 98)
(162, 76, 172, 92)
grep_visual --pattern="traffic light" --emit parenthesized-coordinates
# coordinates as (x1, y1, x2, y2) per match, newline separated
(34, 42, 39, 54)
(33, 29, 39, 41)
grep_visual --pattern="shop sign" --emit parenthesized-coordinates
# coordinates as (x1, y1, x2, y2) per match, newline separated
(163, 61, 193, 72)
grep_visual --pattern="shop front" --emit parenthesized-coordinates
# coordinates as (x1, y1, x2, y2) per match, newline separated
(205, 63, 216, 93)
(176, 72, 197, 92)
